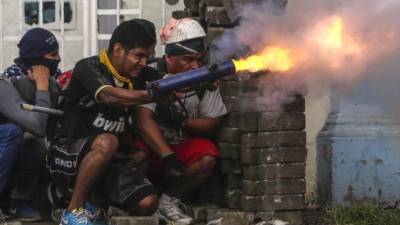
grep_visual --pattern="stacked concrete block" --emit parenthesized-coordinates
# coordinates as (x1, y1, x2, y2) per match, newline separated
(239, 84, 306, 225)
(216, 77, 245, 209)
(178, 1, 306, 224)
(110, 217, 158, 225)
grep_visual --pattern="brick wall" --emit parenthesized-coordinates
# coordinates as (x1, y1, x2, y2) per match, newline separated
(173, 1, 307, 224)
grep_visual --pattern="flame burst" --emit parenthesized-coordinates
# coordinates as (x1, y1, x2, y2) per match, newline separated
(317, 16, 344, 49)
(233, 47, 295, 73)
(313, 15, 363, 68)
(231, 15, 366, 74)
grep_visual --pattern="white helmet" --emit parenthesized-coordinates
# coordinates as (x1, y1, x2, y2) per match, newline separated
(160, 18, 206, 45)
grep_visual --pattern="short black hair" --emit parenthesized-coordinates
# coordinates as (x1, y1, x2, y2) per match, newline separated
(108, 19, 156, 52)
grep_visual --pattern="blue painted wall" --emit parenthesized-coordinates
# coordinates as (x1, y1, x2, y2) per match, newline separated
(317, 86, 400, 205)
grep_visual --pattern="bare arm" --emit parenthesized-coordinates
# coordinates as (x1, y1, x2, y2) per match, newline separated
(184, 117, 222, 137)
(137, 107, 173, 157)
(97, 86, 153, 107)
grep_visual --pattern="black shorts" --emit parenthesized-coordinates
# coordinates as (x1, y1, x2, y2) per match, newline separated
(46, 136, 156, 209)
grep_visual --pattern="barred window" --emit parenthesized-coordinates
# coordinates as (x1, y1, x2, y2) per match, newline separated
(24, 0, 75, 29)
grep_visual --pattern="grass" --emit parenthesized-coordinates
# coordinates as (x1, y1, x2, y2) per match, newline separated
(326, 203, 400, 225)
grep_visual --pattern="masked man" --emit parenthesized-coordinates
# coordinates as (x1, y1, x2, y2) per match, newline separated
(0, 27, 61, 222)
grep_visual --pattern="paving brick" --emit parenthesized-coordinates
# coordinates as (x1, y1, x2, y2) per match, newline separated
(110, 216, 158, 225)
(207, 27, 227, 46)
(219, 78, 261, 97)
(222, 96, 241, 112)
(225, 174, 243, 189)
(279, 131, 306, 147)
(220, 160, 242, 174)
(184, 0, 200, 15)
(0, 222, 21, 225)
(208, 210, 255, 225)
(218, 127, 241, 143)
(198, 175, 225, 204)
(206, 208, 232, 221)
(242, 179, 306, 195)
(282, 95, 305, 112)
(241, 131, 306, 148)
(253, 211, 274, 222)
(242, 194, 304, 211)
(222, 0, 248, 22)
(239, 95, 305, 113)
(187, 206, 208, 221)
(221, 112, 241, 128)
(241, 147, 307, 164)
(219, 80, 240, 97)
(258, 112, 305, 132)
(239, 112, 259, 132)
(273, 211, 303, 225)
(243, 163, 305, 180)
(218, 143, 241, 160)
(172, 10, 190, 19)
(199, 1, 207, 19)
(241, 132, 277, 148)
(237, 78, 261, 96)
(255, 211, 303, 225)
(205, 6, 232, 26)
(201, 0, 224, 6)
(225, 189, 242, 208)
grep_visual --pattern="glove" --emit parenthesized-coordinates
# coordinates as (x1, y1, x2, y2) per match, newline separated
(156, 103, 189, 128)
(206, 79, 219, 91)
(162, 153, 184, 182)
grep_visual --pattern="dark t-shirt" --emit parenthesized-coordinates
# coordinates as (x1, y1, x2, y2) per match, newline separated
(54, 56, 160, 139)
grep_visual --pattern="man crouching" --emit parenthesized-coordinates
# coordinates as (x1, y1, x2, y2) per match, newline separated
(135, 18, 228, 225)
(46, 19, 160, 225)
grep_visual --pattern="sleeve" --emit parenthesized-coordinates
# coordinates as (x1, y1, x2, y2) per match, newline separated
(0, 80, 51, 137)
(198, 87, 228, 118)
(72, 58, 113, 100)
(139, 102, 157, 112)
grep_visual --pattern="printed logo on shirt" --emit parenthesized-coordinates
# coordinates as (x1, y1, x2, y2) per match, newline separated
(48, 144, 79, 176)
(92, 113, 125, 133)
(55, 158, 77, 169)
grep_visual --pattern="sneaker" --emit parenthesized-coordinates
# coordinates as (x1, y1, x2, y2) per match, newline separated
(9, 201, 41, 222)
(156, 194, 193, 225)
(60, 208, 93, 225)
(0, 209, 14, 222)
(51, 208, 65, 224)
(84, 202, 108, 225)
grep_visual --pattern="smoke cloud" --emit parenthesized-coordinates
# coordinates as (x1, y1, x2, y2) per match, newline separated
(211, 0, 400, 113)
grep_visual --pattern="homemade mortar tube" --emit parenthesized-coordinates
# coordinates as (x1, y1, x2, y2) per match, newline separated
(147, 60, 236, 97)
(21, 103, 64, 116)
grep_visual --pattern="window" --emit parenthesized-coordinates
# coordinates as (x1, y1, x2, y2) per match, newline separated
(24, 0, 76, 29)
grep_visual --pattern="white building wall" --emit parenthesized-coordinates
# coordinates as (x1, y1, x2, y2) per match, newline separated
(0, 0, 184, 72)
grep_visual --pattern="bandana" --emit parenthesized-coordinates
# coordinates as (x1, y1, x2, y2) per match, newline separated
(99, 49, 134, 90)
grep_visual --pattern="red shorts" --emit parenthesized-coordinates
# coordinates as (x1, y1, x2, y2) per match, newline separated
(133, 138, 219, 179)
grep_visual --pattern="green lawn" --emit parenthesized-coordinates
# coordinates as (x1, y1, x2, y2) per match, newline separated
(327, 203, 400, 225)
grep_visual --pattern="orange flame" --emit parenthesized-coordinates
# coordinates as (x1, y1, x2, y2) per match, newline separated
(317, 16, 344, 49)
(233, 46, 295, 73)
(313, 15, 363, 68)
(232, 15, 364, 74)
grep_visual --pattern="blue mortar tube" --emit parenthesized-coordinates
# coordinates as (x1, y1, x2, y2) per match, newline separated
(147, 60, 236, 97)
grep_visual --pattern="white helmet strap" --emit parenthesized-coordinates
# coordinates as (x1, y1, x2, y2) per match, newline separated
(175, 43, 199, 54)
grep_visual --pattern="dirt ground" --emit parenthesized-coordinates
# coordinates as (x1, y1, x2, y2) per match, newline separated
(303, 208, 332, 225)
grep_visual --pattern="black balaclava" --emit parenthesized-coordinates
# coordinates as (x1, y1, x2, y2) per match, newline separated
(16, 27, 60, 76)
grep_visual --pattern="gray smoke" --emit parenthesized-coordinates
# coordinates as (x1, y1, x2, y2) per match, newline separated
(211, 0, 400, 112)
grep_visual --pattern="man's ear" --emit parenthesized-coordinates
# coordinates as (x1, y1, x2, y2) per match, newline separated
(165, 54, 173, 64)
(112, 43, 124, 57)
